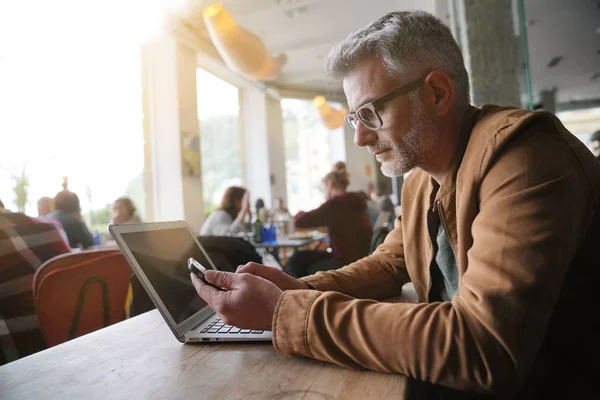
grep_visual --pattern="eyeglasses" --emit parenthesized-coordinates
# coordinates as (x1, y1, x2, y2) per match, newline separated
(344, 75, 428, 132)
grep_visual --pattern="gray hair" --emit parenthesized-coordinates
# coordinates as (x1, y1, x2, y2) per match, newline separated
(326, 11, 470, 106)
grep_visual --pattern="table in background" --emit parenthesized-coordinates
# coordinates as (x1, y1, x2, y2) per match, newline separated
(252, 231, 328, 268)
(0, 309, 408, 400)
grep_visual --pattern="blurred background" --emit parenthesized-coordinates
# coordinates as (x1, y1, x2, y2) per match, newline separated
(1, 0, 599, 233)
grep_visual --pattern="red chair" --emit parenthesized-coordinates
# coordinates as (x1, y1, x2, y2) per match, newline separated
(33, 250, 131, 347)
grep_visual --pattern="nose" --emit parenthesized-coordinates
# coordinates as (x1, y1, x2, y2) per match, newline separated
(354, 121, 377, 147)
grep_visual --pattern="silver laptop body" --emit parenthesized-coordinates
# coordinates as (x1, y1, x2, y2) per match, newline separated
(110, 221, 272, 343)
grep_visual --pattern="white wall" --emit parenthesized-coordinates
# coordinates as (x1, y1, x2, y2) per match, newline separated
(266, 97, 288, 205)
(240, 88, 287, 209)
(141, 36, 204, 231)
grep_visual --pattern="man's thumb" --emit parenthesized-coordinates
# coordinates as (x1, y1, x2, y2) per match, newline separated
(204, 270, 235, 289)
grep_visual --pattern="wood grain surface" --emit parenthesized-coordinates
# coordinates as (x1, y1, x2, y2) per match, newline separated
(0, 309, 409, 399)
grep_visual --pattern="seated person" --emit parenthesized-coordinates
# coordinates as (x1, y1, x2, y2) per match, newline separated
(288, 162, 372, 277)
(200, 186, 251, 236)
(37, 196, 54, 217)
(0, 212, 70, 365)
(47, 190, 94, 249)
(272, 197, 292, 222)
(255, 198, 270, 222)
(371, 190, 395, 213)
(370, 190, 396, 229)
(111, 197, 142, 225)
(0, 198, 11, 214)
(35, 196, 69, 244)
(189, 11, 600, 398)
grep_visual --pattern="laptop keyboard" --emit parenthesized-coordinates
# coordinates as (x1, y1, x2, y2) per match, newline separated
(200, 317, 264, 335)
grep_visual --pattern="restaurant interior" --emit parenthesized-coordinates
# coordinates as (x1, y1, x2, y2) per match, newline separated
(1, 0, 600, 398)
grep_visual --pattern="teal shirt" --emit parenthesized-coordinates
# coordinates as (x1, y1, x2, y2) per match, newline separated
(427, 208, 459, 302)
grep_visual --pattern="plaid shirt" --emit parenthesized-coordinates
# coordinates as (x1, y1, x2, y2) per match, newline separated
(0, 212, 70, 365)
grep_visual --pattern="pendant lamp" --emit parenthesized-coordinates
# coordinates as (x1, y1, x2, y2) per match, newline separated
(202, 3, 287, 81)
(313, 96, 347, 130)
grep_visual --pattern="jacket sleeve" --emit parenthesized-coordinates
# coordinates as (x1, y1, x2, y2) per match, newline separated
(299, 216, 410, 300)
(293, 201, 331, 229)
(75, 220, 95, 249)
(273, 128, 594, 395)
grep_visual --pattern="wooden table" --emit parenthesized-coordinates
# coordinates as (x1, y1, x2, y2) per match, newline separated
(0, 309, 408, 399)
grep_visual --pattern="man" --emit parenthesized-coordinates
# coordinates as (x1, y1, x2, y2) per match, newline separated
(36, 196, 69, 245)
(47, 190, 94, 249)
(0, 212, 71, 364)
(37, 196, 54, 217)
(190, 11, 600, 398)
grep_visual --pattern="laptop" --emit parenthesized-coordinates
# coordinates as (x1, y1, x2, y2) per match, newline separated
(109, 221, 272, 343)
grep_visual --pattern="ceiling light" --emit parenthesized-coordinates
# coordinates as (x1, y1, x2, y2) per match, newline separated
(202, 3, 287, 81)
(313, 96, 347, 130)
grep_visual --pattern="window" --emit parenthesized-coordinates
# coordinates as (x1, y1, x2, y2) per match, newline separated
(557, 107, 600, 153)
(196, 69, 242, 214)
(281, 98, 345, 215)
(0, 1, 148, 231)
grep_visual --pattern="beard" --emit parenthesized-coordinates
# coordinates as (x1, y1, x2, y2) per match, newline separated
(371, 97, 438, 177)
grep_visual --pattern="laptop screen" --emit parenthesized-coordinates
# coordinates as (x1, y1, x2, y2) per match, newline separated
(120, 227, 213, 325)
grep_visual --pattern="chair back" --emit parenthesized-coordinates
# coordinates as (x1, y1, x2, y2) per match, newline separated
(33, 250, 131, 347)
(373, 211, 395, 231)
(196, 236, 262, 272)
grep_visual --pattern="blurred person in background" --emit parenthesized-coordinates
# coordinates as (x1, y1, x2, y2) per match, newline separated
(36, 196, 68, 244)
(371, 190, 395, 214)
(288, 162, 372, 277)
(47, 190, 94, 249)
(359, 190, 380, 227)
(0, 212, 70, 365)
(0, 198, 9, 214)
(37, 197, 54, 217)
(200, 186, 251, 236)
(272, 197, 291, 222)
(255, 198, 270, 222)
(111, 197, 142, 225)
(36, 197, 54, 217)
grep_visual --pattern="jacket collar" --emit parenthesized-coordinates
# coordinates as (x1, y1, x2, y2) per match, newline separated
(429, 106, 481, 208)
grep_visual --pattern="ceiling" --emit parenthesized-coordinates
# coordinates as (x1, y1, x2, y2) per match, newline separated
(177, 0, 600, 105)
(524, 0, 600, 104)
(177, 0, 440, 94)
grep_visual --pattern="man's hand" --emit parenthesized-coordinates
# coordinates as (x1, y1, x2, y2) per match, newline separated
(236, 262, 311, 291)
(190, 270, 282, 331)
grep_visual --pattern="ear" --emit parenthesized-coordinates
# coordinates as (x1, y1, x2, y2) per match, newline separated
(423, 71, 454, 117)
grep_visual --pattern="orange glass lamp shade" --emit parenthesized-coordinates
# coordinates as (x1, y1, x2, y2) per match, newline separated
(203, 3, 287, 81)
(313, 96, 347, 130)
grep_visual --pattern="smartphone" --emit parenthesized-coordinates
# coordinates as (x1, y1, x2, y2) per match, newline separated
(188, 258, 225, 291)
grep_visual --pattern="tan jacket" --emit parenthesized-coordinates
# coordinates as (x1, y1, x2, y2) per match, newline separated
(271, 105, 600, 396)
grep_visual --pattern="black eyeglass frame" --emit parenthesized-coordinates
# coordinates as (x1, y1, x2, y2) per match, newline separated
(344, 74, 429, 131)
